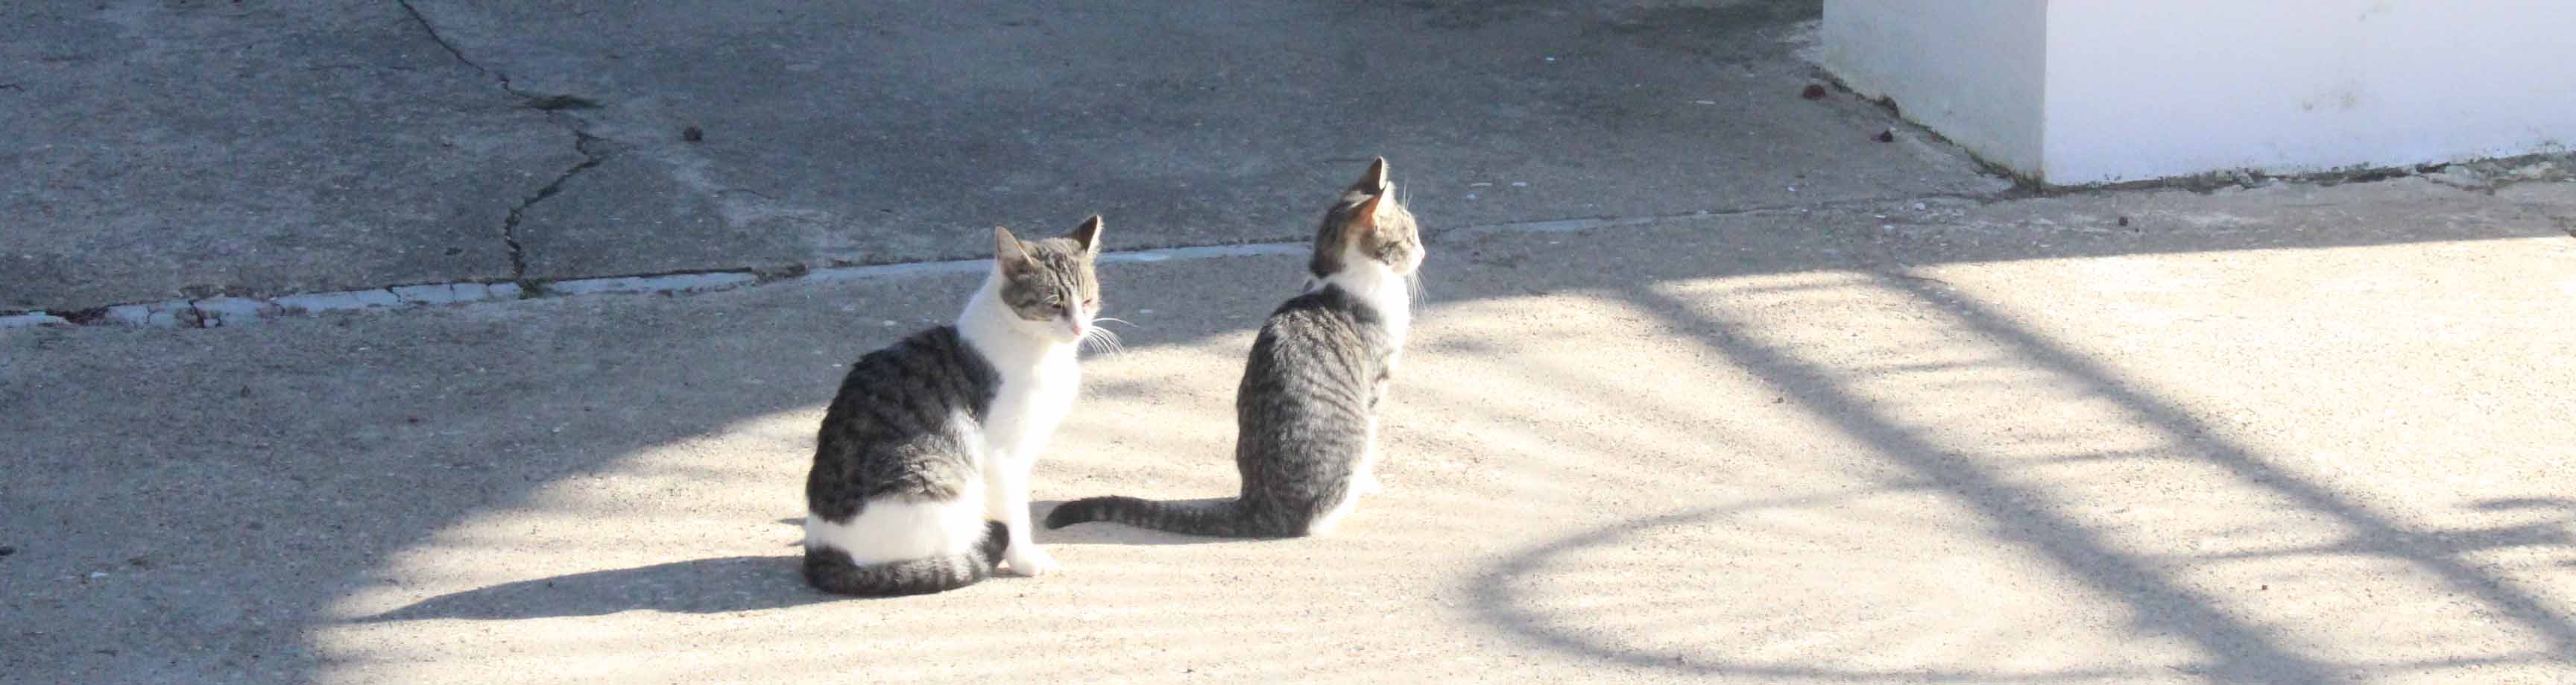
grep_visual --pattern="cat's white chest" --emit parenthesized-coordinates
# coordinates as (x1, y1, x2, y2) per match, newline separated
(981, 349, 1079, 461)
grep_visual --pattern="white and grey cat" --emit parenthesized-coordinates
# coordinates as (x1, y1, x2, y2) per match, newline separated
(802, 217, 1106, 596)
(1046, 158, 1423, 537)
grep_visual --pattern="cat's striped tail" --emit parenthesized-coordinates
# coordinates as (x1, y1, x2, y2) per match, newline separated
(1044, 496, 1291, 538)
(801, 521, 1008, 598)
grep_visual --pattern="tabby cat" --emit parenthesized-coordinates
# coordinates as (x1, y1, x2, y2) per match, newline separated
(803, 216, 1105, 596)
(1046, 158, 1421, 537)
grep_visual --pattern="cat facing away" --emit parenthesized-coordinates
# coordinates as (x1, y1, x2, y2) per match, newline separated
(1046, 158, 1424, 538)
(803, 217, 1106, 596)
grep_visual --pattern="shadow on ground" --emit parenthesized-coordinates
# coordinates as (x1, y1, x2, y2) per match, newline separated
(361, 556, 821, 622)
(1423, 189, 2576, 678)
(1463, 268, 2576, 680)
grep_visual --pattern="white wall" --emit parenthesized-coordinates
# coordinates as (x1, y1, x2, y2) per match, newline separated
(1819, 0, 2049, 175)
(2045, 0, 2576, 183)
(1822, 0, 2576, 186)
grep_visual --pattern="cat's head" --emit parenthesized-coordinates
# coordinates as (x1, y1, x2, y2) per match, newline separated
(1309, 157, 1425, 280)
(992, 215, 1104, 344)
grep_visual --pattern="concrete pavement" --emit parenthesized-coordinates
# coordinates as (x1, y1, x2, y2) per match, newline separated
(6, 176, 2575, 684)
(4, 0, 1999, 314)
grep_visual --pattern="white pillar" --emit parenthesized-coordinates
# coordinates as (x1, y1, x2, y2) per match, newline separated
(1822, 0, 2576, 186)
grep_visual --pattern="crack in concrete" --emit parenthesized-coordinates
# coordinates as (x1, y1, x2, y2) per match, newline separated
(396, 0, 506, 92)
(501, 130, 607, 285)
(396, 0, 611, 287)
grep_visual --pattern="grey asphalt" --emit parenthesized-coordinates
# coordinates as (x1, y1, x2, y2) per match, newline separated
(4, 0, 1995, 313)
(8, 1, 2576, 684)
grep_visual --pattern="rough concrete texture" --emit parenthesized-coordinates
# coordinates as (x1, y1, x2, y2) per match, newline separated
(2, 0, 2003, 312)
(6, 177, 2574, 684)
(0, 0, 569, 311)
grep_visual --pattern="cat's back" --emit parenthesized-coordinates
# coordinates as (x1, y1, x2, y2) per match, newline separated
(810, 326, 998, 514)
(1255, 286, 1389, 355)
(828, 326, 998, 418)
(1241, 286, 1389, 398)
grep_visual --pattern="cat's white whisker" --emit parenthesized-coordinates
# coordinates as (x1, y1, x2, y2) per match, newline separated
(1079, 325, 1127, 356)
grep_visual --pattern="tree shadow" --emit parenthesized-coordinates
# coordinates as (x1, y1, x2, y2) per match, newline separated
(2475, 497, 2576, 515)
(1866, 274, 2576, 657)
(1471, 491, 2168, 683)
(1463, 257, 2576, 680)
(361, 555, 828, 622)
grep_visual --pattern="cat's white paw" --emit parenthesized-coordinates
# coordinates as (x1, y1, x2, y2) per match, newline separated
(1355, 472, 1385, 495)
(1005, 546, 1059, 576)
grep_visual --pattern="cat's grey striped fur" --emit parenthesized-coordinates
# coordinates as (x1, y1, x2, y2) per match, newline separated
(804, 218, 1104, 596)
(1046, 158, 1422, 537)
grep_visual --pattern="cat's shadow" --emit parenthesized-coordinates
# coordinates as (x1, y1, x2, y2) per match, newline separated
(357, 555, 829, 622)
(364, 504, 1228, 623)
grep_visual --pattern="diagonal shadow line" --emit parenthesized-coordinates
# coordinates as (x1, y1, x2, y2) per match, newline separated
(1613, 283, 2340, 682)
(1875, 273, 2576, 656)
(2184, 521, 2575, 564)
(1471, 487, 2181, 683)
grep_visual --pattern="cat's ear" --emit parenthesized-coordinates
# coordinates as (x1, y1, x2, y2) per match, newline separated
(1064, 215, 1103, 259)
(1348, 192, 1388, 238)
(993, 226, 1036, 270)
(1348, 157, 1390, 195)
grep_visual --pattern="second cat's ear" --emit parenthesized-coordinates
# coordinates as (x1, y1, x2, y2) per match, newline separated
(1350, 192, 1388, 236)
(1065, 215, 1103, 258)
(994, 226, 1036, 270)
(1348, 157, 1390, 195)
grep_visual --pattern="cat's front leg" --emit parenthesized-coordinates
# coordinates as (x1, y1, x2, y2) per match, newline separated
(1354, 470, 1385, 496)
(985, 453, 1058, 576)
(1353, 410, 1388, 496)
